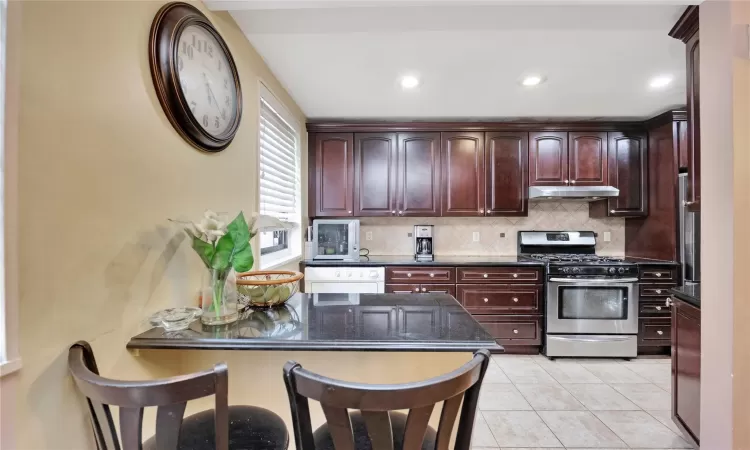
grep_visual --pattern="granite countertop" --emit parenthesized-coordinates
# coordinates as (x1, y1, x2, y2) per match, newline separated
(622, 257, 680, 266)
(670, 284, 700, 309)
(128, 293, 501, 352)
(301, 255, 544, 267)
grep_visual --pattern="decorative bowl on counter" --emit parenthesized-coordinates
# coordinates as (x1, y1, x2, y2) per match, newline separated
(236, 270, 304, 308)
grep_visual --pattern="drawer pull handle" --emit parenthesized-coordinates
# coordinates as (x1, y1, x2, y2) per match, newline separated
(513, 274, 518, 278)
(655, 273, 662, 277)
(513, 329, 519, 334)
(655, 306, 662, 311)
(513, 297, 519, 302)
(483, 298, 489, 303)
(666, 298, 673, 307)
(432, 290, 448, 294)
(429, 273, 435, 278)
(394, 291, 411, 294)
(610, 210, 615, 214)
(656, 330, 664, 335)
(655, 289, 662, 294)
(407, 273, 412, 277)
(483, 273, 488, 278)
(421, 287, 427, 292)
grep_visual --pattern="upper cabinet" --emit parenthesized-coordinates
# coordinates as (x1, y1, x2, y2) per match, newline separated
(591, 132, 648, 218)
(441, 132, 485, 216)
(313, 133, 354, 217)
(353, 133, 397, 217)
(670, 6, 700, 211)
(485, 132, 528, 216)
(529, 132, 568, 186)
(568, 132, 608, 186)
(397, 132, 442, 216)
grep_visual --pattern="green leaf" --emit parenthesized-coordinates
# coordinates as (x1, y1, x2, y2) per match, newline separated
(211, 233, 233, 270)
(227, 212, 250, 248)
(232, 244, 254, 273)
(191, 237, 215, 268)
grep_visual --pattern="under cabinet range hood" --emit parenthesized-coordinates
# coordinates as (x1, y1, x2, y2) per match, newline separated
(528, 185, 620, 201)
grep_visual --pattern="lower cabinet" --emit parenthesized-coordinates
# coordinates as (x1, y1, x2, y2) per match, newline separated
(672, 297, 700, 447)
(637, 264, 679, 355)
(385, 284, 456, 296)
(473, 315, 543, 349)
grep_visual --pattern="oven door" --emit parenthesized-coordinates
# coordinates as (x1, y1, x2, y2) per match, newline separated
(547, 277, 639, 334)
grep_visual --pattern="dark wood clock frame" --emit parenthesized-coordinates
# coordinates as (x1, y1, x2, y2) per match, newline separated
(149, 2, 242, 152)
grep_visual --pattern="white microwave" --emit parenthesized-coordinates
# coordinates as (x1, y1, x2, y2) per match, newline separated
(312, 219, 360, 260)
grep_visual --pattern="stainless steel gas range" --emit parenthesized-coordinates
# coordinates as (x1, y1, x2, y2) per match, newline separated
(519, 231, 639, 358)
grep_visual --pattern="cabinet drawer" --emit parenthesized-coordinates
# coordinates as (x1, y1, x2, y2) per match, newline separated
(386, 267, 455, 283)
(385, 284, 421, 294)
(640, 284, 677, 297)
(457, 267, 541, 283)
(457, 285, 540, 313)
(639, 318, 671, 346)
(475, 315, 542, 345)
(639, 267, 677, 282)
(639, 300, 671, 317)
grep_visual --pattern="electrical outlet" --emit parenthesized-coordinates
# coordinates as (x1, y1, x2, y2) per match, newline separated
(472, 231, 480, 242)
(407, 232, 413, 238)
(603, 231, 611, 242)
(499, 233, 506, 238)
(366, 231, 373, 241)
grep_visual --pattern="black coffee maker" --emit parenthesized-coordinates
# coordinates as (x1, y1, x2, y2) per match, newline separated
(414, 225, 434, 261)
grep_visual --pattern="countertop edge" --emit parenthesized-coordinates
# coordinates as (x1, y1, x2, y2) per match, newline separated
(300, 260, 545, 267)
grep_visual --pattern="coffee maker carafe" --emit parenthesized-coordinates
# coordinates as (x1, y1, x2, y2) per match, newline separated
(414, 225, 434, 261)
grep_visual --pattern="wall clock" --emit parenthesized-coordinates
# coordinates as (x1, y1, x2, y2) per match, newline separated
(149, 2, 242, 152)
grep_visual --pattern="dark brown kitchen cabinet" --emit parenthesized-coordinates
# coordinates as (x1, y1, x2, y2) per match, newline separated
(313, 133, 354, 217)
(353, 133, 397, 217)
(672, 296, 700, 447)
(485, 132, 528, 216)
(568, 132, 608, 186)
(397, 132, 441, 216)
(590, 132, 647, 218)
(529, 132, 568, 186)
(441, 132, 485, 216)
(670, 6, 700, 212)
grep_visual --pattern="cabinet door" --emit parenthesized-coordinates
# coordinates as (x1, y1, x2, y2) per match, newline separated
(354, 133, 397, 217)
(605, 132, 647, 217)
(485, 132, 528, 216)
(397, 306, 440, 335)
(357, 307, 396, 338)
(529, 132, 568, 186)
(396, 133, 441, 216)
(672, 298, 700, 445)
(441, 132, 485, 216)
(685, 33, 700, 211)
(314, 133, 354, 217)
(569, 132, 608, 186)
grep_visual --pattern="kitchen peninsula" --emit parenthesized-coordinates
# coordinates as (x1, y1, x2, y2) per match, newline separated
(127, 293, 498, 438)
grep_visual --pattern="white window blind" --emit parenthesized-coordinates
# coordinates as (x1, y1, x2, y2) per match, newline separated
(259, 97, 300, 224)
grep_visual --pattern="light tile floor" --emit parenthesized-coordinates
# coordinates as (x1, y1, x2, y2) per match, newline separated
(472, 354, 695, 450)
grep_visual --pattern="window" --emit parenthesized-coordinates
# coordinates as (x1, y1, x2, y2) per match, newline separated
(258, 83, 301, 268)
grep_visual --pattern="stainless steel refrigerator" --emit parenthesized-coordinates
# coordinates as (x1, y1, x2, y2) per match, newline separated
(679, 173, 701, 282)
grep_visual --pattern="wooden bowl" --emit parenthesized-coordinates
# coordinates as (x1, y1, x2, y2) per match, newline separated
(235, 270, 304, 308)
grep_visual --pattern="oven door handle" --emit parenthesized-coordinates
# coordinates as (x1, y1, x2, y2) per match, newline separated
(549, 277, 639, 283)
(547, 335, 634, 343)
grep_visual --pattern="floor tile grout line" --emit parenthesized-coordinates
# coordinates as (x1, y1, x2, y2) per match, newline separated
(476, 409, 500, 449)
(533, 406, 627, 449)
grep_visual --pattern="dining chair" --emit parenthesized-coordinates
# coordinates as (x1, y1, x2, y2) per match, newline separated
(68, 341, 289, 450)
(283, 349, 491, 450)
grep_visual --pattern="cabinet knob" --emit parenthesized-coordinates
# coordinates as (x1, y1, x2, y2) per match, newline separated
(407, 273, 412, 277)
(430, 273, 435, 278)
(479, 208, 484, 214)
(513, 329, 519, 334)
(564, 179, 569, 184)
(483, 273, 488, 278)
(656, 306, 662, 311)
(422, 287, 427, 292)
(570, 180, 576, 184)
(513, 274, 518, 278)
(398, 210, 403, 215)
(513, 297, 519, 302)
(666, 297, 673, 307)
(610, 210, 615, 214)
(414, 288, 419, 292)
(655, 289, 662, 294)
(684, 201, 695, 206)
(348, 211, 352, 214)
(657, 330, 664, 335)
(655, 273, 662, 277)
(391, 210, 396, 214)
(483, 298, 489, 303)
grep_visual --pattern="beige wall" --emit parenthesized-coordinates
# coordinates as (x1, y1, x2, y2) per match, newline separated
(0, 1, 306, 448)
(700, 1, 750, 448)
(360, 202, 625, 256)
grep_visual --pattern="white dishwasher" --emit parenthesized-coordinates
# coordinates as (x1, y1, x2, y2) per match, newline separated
(304, 266, 385, 293)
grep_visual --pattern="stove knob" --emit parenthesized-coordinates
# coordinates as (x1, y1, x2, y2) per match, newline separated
(562, 267, 570, 274)
(573, 267, 581, 274)
(609, 268, 616, 274)
(369, 271, 378, 279)
(335, 271, 341, 278)
(618, 267, 625, 274)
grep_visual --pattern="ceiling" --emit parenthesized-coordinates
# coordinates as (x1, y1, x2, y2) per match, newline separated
(209, 1, 693, 119)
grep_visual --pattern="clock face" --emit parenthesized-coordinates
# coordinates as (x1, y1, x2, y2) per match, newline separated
(176, 25, 238, 138)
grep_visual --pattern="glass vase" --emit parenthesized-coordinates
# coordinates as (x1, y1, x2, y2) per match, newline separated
(200, 268, 239, 326)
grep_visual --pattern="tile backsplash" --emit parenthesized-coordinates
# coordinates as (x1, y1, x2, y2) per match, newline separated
(359, 202, 624, 256)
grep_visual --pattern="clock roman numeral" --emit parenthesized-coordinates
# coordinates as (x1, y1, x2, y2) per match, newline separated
(224, 79, 229, 89)
(214, 116, 220, 128)
(178, 56, 184, 72)
(221, 109, 227, 120)
(208, 45, 214, 58)
(203, 115, 209, 127)
(217, 60, 222, 72)
(190, 101, 197, 114)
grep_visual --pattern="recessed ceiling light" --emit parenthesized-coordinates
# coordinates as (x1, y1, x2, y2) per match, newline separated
(400, 75, 420, 89)
(649, 75, 673, 89)
(521, 75, 545, 87)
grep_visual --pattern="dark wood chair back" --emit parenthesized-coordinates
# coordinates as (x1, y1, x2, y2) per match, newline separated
(283, 349, 491, 450)
(68, 341, 229, 450)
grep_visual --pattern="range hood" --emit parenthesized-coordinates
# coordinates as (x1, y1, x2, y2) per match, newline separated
(529, 185, 619, 201)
